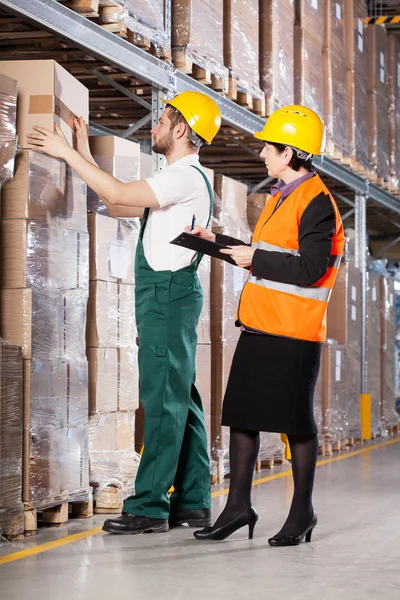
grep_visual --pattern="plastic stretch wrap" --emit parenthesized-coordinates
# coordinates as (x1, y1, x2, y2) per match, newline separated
(367, 273, 383, 435)
(323, 0, 349, 156)
(247, 193, 268, 233)
(171, 0, 227, 80)
(258, 433, 286, 464)
(195, 344, 212, 454)
(345, 0, 369, 168)
(380, 277, 399, 430)
(0, 73, 17, 186)
(197, 255, 211, 345)
(223, 0, 263, 98)
(0, 340, 23, 539)
(88, 213, 139, 285)
(294, 0, 324, 120)
(124, 0, 170, 54)
(315, 342, 349, 448)
(259, 0, 295, 113)
(0, 150, 90, 505)
(367, 25, 389, 180)
(89, 410, 140, 504)
(211, 176, 251, 476)
(388, 36, 400, 191)
(88, 135, 141, 217)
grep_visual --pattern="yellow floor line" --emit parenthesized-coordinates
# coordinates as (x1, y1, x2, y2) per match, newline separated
(1, 436, 399, 565)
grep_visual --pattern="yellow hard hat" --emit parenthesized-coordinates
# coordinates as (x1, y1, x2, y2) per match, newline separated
(254, 105, 326, 155)
(161, 91, 221, 144)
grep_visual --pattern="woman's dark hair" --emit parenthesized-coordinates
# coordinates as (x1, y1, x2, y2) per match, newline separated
(267, 142, 314, 172)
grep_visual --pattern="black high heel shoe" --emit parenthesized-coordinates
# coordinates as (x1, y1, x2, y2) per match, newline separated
(193, 507, 258, 541)
(268, 513, 318, 547)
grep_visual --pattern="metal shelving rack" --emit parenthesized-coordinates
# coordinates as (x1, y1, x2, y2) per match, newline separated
(1, 0, 399, 394)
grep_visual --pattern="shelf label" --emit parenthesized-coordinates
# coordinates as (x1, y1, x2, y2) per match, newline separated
(336, 3, 341, 20)
(311, 0, 318, 9)
(351, 285, 357, 301)
(351, 305, 357, 321)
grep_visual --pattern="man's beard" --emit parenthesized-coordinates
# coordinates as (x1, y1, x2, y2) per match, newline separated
(152, 130, 173, 155)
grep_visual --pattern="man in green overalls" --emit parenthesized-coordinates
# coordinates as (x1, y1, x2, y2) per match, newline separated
(28, 90, 222, 535)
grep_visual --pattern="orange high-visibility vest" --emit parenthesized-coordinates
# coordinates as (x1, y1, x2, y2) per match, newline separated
(238, 175, 344, 342)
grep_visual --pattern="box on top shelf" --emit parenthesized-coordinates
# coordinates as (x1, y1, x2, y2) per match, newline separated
(171, 0, 227, 82)
(367, 25, 389, 181)
(0, 60, 89, 148)
(259, 0, 295, 114)
(388, 35, 400, 191)
(0, 73, 17, 186)
(344, 0, 369, 170)
(294, 0, 324, 120)
(322, 0, 349, 158)
(223, 0, 263, 102)
(124, 0, 170, 57)
(88, 135, 141, 214)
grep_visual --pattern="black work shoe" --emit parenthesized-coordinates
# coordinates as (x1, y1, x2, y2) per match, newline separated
(102, 514, 169, 535)
(169, 508, 211, 528)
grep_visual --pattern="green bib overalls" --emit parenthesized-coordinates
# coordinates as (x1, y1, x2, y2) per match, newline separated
(123, 166, 213, 519)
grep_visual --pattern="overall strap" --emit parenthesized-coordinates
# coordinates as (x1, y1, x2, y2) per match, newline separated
(191, 165, 214, 227)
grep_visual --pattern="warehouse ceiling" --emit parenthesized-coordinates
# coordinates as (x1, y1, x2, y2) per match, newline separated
(1, 5, 400, 256)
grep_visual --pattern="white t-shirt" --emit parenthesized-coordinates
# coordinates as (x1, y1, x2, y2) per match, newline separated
(143, 154, 212, 271)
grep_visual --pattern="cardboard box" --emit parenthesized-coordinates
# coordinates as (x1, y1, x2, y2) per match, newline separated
(367, 25, 389, 179)
(247, 193, 268, 232)
(380, 277, 398, 428)
(195, 344, 212, 450)
(259, 0, 295, 112)
(64, 289, 88, 361)
(327, 263, 361, 345)
(87, 347, 118, 414)
(294, 0, 324, 119)
(60, 424, 89, 494)
(1, 220, 79, 290)
(197, 256, 211, 345)
(344, 0, 369, 168)
(124, 0, 169, 51)
(68, 361, 89, 427)
(118, 347, 139, 412)
(211, 341, 236, 460)
(88, 136, 140, 213)
(1, 151, 87, 231)
(118, 283, 136, 348)
(388, 35, 400, 188)
(140, 152, 153, 179)
(322, 0, 349, 156)
(0, 72, 17, 186)
(171, 0, 226, 78)
(28, 359, 68, 429)
(1, 288, 33, 359)
(223, 0, 261, 98)
(26, 427, 62, 502)
(367, 274, 382, 434)
(87, 281, 119, 348)
(0, 60, 89, 148)
(88, 213, 136, 284)
(318, 342, 348, 446)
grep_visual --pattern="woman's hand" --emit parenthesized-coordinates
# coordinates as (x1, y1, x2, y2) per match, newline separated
(220, 245, 256, 268)
(184, 224, 216, 242)
(27, 124, 72, 160)
(74, 116, 96, 164)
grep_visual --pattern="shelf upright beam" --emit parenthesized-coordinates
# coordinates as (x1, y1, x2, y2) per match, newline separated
(355, 193, 368, 395)
(152, 88, 165, 173)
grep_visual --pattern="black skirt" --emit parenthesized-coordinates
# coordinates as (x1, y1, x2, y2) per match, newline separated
(221, 331, 321, 435)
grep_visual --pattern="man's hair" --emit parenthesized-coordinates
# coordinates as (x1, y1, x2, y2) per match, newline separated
(267, 141, 314, 172)
(166, 106, 204, 149)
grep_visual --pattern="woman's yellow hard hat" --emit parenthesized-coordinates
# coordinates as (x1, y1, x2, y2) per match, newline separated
(254, 105, 326, 155)
(162, 91, 222, 144)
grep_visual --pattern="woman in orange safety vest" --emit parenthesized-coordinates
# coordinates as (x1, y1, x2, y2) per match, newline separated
(191, 106, 344, 545)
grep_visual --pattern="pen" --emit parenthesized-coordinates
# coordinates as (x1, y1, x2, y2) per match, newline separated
(191, 213, 196, 231)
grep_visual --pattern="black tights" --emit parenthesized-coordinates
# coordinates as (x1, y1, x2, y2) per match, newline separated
(213, 428, 318, 535)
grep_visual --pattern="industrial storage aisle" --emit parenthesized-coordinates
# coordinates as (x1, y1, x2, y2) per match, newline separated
(1, 440, 399, 599)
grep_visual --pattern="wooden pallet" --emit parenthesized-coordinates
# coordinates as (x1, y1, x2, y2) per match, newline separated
(332, 438, 350, 452)
(325, 141, 352, 167)
(227, 75, 266, 117)
(172, 48, 229, 94)
(23, 491, 93, 536)
(387, 423, 399, 436)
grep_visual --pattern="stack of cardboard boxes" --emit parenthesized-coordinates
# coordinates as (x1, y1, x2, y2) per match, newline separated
(86, 136, 141, 510)
(124, 0, 170, 58)
(380, 277, 399, 431)
(0, 60, 91, 508)
(367, 274, 382, 436)
(388, 35, 400, 191)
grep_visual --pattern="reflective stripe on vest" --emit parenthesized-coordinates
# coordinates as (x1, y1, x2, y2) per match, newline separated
(248, 275, 331, 302)
(252, 240, 341, 270)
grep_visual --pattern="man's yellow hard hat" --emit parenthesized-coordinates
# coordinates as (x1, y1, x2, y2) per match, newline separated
(254, 105, 326, 155)
(162, 91, 222, 144)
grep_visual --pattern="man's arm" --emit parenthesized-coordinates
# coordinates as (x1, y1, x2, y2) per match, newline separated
(27, 125, 159, 211)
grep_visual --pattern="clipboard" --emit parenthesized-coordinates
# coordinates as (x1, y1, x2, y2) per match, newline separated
(170, 232, 238, 266)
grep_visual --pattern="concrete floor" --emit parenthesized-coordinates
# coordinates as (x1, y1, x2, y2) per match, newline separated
(1, 440, 400, 600)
